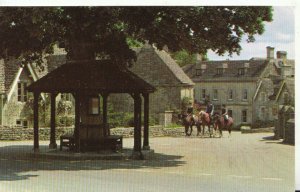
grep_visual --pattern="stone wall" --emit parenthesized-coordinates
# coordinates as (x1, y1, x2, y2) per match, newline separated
(0, 125, 188, 141)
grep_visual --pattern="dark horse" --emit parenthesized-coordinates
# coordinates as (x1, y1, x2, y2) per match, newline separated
(178, 113, 202, 136)
(198, 111, 213, 137)
(213, 113, 234, 137)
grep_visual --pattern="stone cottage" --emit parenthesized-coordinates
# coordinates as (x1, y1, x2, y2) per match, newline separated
(183, 46, 294, 128)
(0, 44, 194, 127)
(0, 47, 73, 128)
(108, 44, 195, 122)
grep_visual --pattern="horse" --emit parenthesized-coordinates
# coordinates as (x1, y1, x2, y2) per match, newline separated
(213, 113, 234, 137)
(198, 111, 213, 137)
(178, 112, 202, 136)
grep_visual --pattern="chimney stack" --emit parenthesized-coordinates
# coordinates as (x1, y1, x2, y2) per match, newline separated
(266, 46, 274, 59)
(276, 51, 287, 60)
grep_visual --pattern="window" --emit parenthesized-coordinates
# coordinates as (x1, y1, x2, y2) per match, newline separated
(242, 110, 247, 123)
(16, 120, 28, 128)
(88, 96, 100, 115)
(238, 68, 245, 75)
(228, 89, 233, 100)
(243, 89, 248, 100)
(17, 82, 28, 102)
(201, 89, 206, 100)
(228, 110, 233, 117)
(213, 89, 218, 100)
(217, 68, 224, 75)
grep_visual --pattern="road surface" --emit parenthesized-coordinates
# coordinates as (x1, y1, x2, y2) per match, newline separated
(0, 132, 294, 192)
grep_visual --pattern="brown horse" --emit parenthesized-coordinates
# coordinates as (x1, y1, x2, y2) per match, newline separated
(198, 111, 213, 137)
(213, 113, 234, 137)
(178, 113, 202, 136)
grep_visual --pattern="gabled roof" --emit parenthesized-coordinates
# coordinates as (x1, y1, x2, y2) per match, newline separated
(275, 78, 295, 102)
(27, 60, 156, 94)
(184, 60, 268, 82)
(153, 47, 194, 86)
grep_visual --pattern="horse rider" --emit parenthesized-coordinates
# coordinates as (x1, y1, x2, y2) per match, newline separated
(205, 100, 214, 122)
(185, 101, 195, 121)
(221, 104, 229, 124)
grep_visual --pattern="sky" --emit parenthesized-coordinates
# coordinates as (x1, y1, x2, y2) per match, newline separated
(207, 6, 295, 61)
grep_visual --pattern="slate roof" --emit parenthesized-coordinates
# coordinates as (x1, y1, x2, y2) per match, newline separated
(27, 60, 155, 93)
(153, 47, 194, 86)
(183, 59, 269, 82)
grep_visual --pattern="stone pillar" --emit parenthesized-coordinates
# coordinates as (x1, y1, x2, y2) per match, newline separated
(143, 93, 150, 150)
(33, 92, 40, 152)
(49, 93, 58, 149)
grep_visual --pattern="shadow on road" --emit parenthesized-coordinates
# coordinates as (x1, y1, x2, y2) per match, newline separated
(0, 144, 185, 181)
(259, 136, 294, 146)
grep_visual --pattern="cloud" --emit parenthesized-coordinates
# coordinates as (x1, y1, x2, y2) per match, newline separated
(208, 6, 295, 60)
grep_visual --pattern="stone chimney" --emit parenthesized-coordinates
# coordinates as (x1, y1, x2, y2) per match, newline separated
(276, 51, 287, 60)
(266, 46, 274, 59)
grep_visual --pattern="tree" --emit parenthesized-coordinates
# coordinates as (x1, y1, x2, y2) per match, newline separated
(0, 7, 273, 67)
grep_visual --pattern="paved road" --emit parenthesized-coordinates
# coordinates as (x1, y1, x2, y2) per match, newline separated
(0, 132, 294, 192)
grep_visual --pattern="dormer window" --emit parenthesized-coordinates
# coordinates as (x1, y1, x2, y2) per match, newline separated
(217, 68, 224, 75)
(238, 68, 245, 75)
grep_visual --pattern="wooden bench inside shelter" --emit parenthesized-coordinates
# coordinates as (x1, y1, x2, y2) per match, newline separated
(59, 124, 123, 152)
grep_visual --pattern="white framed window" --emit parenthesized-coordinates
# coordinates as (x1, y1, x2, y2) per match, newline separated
(17, 82, 28, 102)
(228, 89, 233, 100)
(243, 89, 248, 100)
(217, 68, 224, 75)
(213, 89, 218, 100)
(242, 110, 247, 123)
(228, 109, 233, 117)
(16, 119, 28, 128)
(201, 89, 206, 100)
(238, 68, 245, 75)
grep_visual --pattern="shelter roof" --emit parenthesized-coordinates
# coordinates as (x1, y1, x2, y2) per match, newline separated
(27, 60, 155, 94)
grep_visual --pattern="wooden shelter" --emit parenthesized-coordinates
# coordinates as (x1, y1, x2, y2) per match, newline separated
(27, 59, 155, 159)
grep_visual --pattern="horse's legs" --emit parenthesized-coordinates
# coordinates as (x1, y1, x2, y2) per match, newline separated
(208, 124, 212, 138)
(185, 125, 189, 136)
(190, 125, 193, 136)
(228, 124, 232, 137)
(196, 125, 200, 136)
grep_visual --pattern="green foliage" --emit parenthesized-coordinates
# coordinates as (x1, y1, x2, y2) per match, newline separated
(171, 50, 196, 67)
(165, 123, 182, 128)
(0, 7, 273, 67)
(181, 96, 192, 111)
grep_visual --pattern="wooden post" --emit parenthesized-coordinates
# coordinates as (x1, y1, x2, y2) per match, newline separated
(102, 93, 109, 136)
(132, 93, 143, 159)
(74, 93, 81, 152)
(49, 93, 58, 149)
(143, 93, 150, 150)
(33, 92, 39, 152)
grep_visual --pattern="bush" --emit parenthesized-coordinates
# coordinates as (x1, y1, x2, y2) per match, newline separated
(252, 120, 275, 129)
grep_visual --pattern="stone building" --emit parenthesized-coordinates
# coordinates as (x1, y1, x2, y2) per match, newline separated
(0, 48, 73, 128)
(109, 44, 195, 121)
(0, 44, 194, 127)
(183, 46, 294, 128)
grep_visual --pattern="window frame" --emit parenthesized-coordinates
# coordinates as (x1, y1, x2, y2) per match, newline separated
(242, 89, 248, 100)
(228, 89, 233, 100)
(238, 68, 245, 75)
(213, 89, 218, 100)
(242, 110, 247, 123)
(17, 82, 28, 102)
(201, 89, 206, 100)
